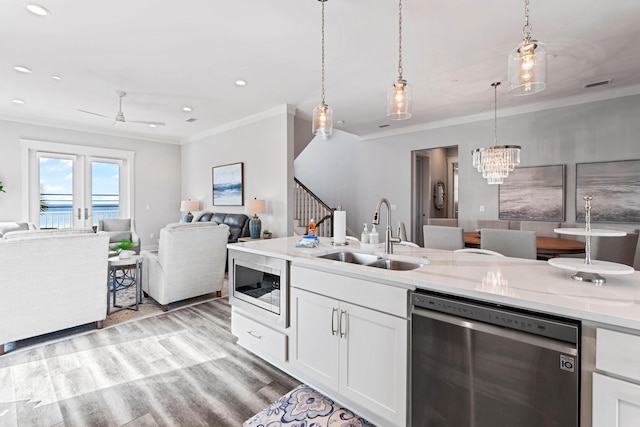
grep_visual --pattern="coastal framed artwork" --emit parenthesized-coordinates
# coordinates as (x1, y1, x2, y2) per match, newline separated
(576, 159, 640, 222)
(499, 164, 565, 221)
(212, 162, 244, 206)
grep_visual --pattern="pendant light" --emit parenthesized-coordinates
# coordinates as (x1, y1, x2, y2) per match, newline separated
(472, 82, 521, 185)
(508, 0, 547, 95)
(387, 0, 412, 120)
(312, 0, 333, 138)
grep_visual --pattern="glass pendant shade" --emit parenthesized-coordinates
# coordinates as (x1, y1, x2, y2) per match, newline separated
(508, 40, 547, 95)
(472, 145, 521, 185)
(312, 103, 333, 138)
(387, 78, 412, 120)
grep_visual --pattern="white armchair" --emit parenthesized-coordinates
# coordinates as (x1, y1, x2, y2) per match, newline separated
(97, 218, 140, 254)
(140, 222, 229, 311)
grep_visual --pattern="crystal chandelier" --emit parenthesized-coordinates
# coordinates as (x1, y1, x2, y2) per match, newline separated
(472, 82, 521, 185)
(507, 0, 547, 95)
(312, 0, 333, 138)
(387, 0, 412, 120)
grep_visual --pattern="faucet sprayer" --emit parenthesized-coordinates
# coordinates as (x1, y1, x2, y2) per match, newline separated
(372, 198, 401, 254)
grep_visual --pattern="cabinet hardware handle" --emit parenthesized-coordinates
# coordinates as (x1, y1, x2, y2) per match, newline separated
(339, 310, 347, 338)
(247, 330, 262, 339)
(77, 208, 82, 220)
(331, 307, 338, 336)
(84, 208, 89, 220)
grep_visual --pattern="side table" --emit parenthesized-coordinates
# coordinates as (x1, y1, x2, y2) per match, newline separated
(108, 254, 143, 314)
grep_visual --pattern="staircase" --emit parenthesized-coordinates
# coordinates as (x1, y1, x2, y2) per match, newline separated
(294, 178, 333, 237)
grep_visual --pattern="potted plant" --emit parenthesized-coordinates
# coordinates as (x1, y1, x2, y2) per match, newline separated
(0, 181, 5, 193)
(115, 238, 135, 258)
(262, 230, 273, 239)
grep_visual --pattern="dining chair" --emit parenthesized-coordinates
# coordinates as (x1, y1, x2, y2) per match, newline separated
(519, 221, 561, 238)
(423, 225, 465, 251)
(427, 218, 458, 227)
(480, 228, 537, 260)
(477, 220, 510, 230)
(590, 231, 639, 267)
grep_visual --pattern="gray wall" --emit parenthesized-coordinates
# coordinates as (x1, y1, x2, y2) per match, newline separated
(295, 94, 640, 238)
(0, 119, 181, 250)
(180, 109, 294, 238)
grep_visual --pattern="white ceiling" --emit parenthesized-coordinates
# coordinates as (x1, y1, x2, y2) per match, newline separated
(2, 0, 640, 144)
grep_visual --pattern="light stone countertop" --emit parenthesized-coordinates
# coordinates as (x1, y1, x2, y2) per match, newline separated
(228, 236, 640, 331)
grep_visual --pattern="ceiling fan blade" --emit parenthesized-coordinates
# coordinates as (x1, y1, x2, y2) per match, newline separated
(78, 109, 113, 119)
(128, 120, 166, 126)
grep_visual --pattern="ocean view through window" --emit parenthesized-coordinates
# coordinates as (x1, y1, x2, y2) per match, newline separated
(40, 157, 120, 228)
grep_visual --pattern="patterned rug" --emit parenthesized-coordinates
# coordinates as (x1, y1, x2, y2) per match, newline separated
(244, 384, 376, 427)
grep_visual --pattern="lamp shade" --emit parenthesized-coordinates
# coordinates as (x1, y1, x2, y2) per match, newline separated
(180, 200, 199, 212)
(246, 198, 266, 215)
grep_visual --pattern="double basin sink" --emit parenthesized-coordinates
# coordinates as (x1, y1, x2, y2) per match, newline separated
(316, 251, 423, 271)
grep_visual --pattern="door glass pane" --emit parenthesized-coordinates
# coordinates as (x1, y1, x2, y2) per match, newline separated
(92, 161, 120, 226)
(39, 156, 74, 229)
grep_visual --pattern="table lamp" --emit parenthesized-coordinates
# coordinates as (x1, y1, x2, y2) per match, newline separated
(246, 198, 266, 239)
(180, 199, 199, 223)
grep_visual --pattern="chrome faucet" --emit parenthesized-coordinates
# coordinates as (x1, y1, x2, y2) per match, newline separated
(372, 198, 401, 254)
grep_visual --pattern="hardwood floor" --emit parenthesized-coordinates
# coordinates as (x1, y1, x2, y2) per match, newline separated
(0, 299, 300, 426)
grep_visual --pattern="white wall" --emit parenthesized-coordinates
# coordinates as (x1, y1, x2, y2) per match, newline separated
(0, 119, 181, 250)
(180, 107, 293, 238)
(295, 94, 640, 238)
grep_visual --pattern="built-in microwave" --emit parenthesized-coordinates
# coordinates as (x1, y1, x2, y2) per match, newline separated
(228, 250, 288, 328)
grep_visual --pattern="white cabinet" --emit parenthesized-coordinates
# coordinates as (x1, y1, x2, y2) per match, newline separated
(290, 286, 407, 427)
(593, 328, 640, 427)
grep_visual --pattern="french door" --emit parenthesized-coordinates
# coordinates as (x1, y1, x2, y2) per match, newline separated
(22, 140, 135, 229)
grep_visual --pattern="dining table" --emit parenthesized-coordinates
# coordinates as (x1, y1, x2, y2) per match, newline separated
(463, 231, 586, 258)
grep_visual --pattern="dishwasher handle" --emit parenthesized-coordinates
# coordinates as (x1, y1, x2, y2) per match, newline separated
(413, 306, 578, 356)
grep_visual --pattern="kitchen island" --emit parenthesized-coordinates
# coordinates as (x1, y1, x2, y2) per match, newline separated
(228, 236, 640, 427)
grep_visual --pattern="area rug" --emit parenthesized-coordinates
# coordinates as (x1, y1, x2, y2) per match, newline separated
(244, 384, 376, 427)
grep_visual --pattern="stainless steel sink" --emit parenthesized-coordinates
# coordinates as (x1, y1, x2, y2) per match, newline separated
(367, 259, 423, 271)
(317, 251, 381, 265)
(316, 251, 422, 271)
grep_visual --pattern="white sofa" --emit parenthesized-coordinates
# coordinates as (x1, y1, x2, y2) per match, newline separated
(0, 228, 110, 355)
(141, 222, 229, 311)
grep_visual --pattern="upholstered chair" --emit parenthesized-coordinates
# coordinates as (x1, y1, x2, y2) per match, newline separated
(476, 219, 510, 230)
(97, 218, 140, 254)
(140, 222, 229, 311)
(520, 221, 561, 238)
(423, 225, 465, 251)
(427, 218, 459, 227)
(591, 231, 639, 267)
(480, 228, 537, 260)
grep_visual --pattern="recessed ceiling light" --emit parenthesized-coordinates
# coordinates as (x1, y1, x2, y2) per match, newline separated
(12, 99, 25, 104)
(14, 66, 32, 74)
(26, 4, 51, 16)
(52, 75, 62, 80)
(182, 106, 193, 112)
(235, 80, 247, 86)
(148, 124, 157, 128)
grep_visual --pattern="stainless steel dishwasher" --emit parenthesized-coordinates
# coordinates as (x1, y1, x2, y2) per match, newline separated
(411, 290, 579, 427)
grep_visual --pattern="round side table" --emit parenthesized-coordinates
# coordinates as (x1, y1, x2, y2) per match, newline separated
(107, 254, 143, 313)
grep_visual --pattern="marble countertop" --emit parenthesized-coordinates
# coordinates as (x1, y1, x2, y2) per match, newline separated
(228, 236, 640, 331)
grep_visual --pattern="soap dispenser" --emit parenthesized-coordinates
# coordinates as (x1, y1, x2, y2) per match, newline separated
(361, 223, 370, 244)
(369, 225, 379, 244)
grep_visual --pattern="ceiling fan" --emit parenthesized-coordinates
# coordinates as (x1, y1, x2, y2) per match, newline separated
(78, 90, 166, 126)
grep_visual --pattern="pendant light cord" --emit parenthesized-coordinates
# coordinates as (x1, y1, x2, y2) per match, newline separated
(397, 0, 403, 79)
(522, 0, 532, 42)
(320, 0, 326, 105)
(492, 82, 500, 145)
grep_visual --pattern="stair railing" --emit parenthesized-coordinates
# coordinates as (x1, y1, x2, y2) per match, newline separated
(294, 177, 333, 237)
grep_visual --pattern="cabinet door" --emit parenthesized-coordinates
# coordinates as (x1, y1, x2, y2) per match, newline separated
(593, 372, 640, 427)
(339, 301, 407, 427)
(290, 288, 340, 391)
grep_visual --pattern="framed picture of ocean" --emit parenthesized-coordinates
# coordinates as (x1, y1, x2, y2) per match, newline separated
(576, 159, 640, 222)
(499, 165, 565, 221)
(212, 162, 244, 206)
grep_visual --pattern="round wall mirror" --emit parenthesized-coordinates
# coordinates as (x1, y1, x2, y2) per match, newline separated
(434, 181, 446, 210)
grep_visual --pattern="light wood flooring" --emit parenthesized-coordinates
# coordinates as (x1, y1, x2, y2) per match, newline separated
(0, 298, 300, 426)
